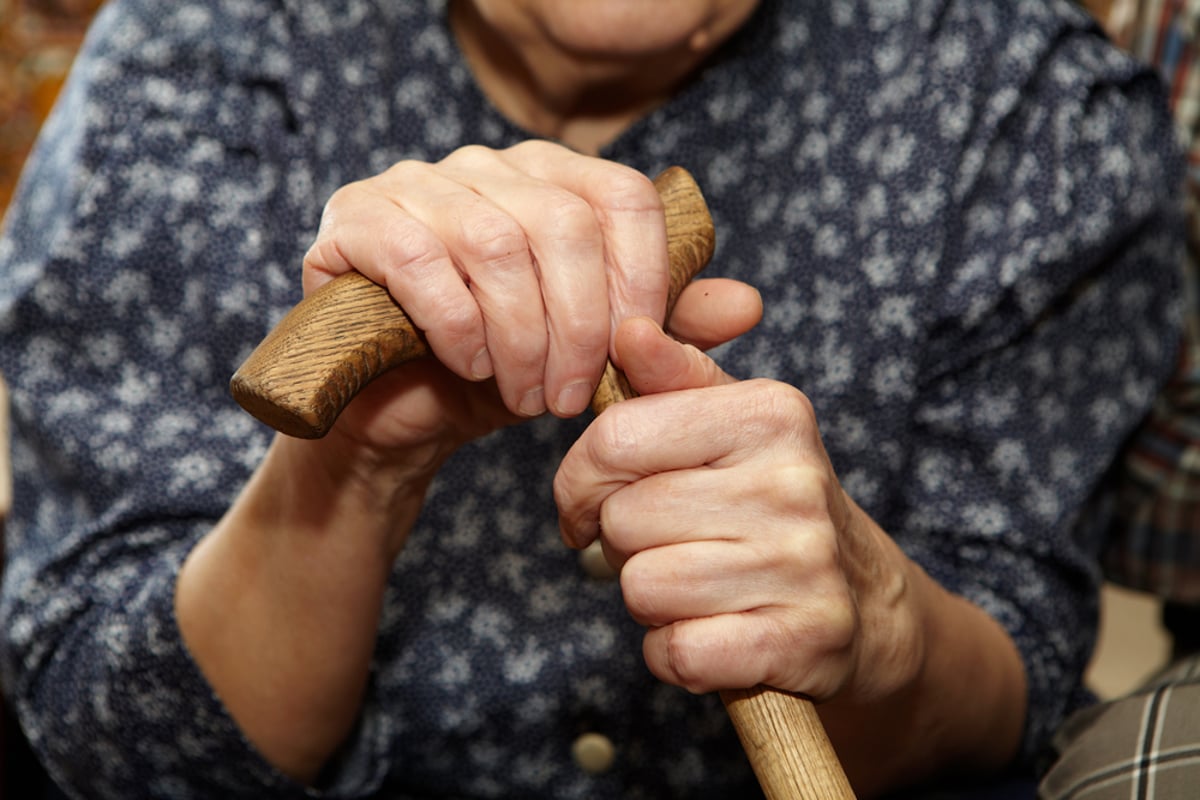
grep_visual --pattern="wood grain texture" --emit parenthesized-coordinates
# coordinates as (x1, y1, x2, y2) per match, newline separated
(230, 270, 431, 438)
(722, 687, 856, 800)
(230, 166, 854, 798)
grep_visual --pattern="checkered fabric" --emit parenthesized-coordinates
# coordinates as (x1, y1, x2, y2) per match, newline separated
(1039, 655, 1200, 798)
(1107, 271, 1200, 602)
(1044, 8, 1200, 799)
(1091, 0, 1200, 603)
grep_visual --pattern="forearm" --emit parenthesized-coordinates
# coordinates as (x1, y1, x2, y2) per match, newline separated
(174, 432, 434, 784)
(820, 521, 1027, 797)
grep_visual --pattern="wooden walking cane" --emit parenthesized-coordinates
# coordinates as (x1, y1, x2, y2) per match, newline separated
(230, 167, 855, 800)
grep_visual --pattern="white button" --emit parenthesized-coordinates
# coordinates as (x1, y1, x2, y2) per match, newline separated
(571, 732, 617, 774)
(578, 539, 618, 580)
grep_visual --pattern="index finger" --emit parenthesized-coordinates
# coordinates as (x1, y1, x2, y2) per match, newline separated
(553, 382, 744, 549)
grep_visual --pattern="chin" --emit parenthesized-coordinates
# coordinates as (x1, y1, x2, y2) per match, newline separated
(493, 0, 759, 58)
(542, 5, 709, 55)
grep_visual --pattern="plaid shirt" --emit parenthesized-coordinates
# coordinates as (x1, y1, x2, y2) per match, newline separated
(1095, 0, 1200, 603)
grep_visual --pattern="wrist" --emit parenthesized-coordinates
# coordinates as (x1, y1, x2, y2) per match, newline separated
(274, 428, 449, 559)
(838, 494, 928, 702)
(174, 430, 445, 780)
(820, 502, 1027, 793)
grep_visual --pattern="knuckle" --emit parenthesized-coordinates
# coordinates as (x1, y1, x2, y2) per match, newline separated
(499, 327, 549, 374)
(302, 236, 348, 277)
(439, 144, 497, 170)
(765, 611, 853, 699)
(309, 184, 359, 244)
(551, 466, 586, 526)
(543, 193, 601, 245)
(760, 463, 837, 521)
(660, 625, 708, 691)
(793, 588, 857, 653)
(822, 596, 859, 652)
(552, 311, 608, 361)
(505, 139, 567, 162)
(803, 527, 844, 579)
(589, 408, 641, 466)
(379, 159, 431, 188)
(618, 559, 660, 620)
(376, 221, 444, 274)
(550, 466, 572, 509)
(595, 167, 662, 215)
(750, 379, 816, 427)
(319, 184, 352, 220)
(459, 213, 528, 270)
(428, 293, 481, 344)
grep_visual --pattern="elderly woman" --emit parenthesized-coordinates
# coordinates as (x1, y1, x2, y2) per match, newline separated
(0, 0, 1184, 797)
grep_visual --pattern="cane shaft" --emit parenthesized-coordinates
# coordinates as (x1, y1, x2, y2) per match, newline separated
(721, 687, 856, 800)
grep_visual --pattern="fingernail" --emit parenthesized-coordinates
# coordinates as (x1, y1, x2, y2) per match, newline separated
(470, 348, 493, 380)
(518, 385, 545, 417)
(554, 380, 592, 416)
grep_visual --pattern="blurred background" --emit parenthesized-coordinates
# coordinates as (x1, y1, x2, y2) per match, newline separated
(0, 0, 102, 215)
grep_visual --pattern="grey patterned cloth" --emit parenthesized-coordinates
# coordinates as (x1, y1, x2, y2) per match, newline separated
(1039, 655, 1200, 799)
(0, 0, 1186, 797)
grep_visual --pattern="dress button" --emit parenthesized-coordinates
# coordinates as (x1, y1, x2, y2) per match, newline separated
(571, 732, 617, 775)
(578, 539, 618, 580)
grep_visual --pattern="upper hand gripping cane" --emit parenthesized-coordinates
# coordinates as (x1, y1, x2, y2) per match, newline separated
(230, 167, 856, 800)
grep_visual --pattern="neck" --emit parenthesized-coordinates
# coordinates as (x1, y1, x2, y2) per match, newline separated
(449, 1, 721, 155)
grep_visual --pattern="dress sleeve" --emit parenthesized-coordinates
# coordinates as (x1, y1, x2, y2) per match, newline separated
(898, 18, 1185, 763)
(0, 2, 388, 796)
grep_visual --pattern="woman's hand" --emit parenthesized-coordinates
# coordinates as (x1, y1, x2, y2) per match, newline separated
(554, 319, 1029, 795)
(301, 141, 673, 452)
(554, 318, 925, 705)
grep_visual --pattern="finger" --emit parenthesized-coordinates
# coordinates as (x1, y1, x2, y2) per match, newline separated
(407, 178, 548, 417)
(666, 278, 763, 350)
(617, 539, 803, 627)
(641, 606, 854, 698)
(501, 142, 671, 338)
(644, 615, 766, 694)
(613, 317, 738, 397)
(440, 150, 611, 417)
(302, 173, 490, 382)
(597, 458, 833, 559)
(554, 381, 820, 548)
(554, 389, 733, 550)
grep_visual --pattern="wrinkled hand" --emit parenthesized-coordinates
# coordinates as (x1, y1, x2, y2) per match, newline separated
(554, 319, 923, 703)
(301, 141, 669, 444)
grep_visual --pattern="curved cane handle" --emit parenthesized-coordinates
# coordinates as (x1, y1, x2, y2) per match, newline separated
(231, 167, 711, 438)
(229, 166, 853, 799)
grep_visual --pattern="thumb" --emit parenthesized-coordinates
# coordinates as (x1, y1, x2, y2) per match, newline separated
(614, 317, 738, 396)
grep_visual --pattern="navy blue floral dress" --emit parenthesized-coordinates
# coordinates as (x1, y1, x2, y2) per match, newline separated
(0, 0, 1184, 797)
